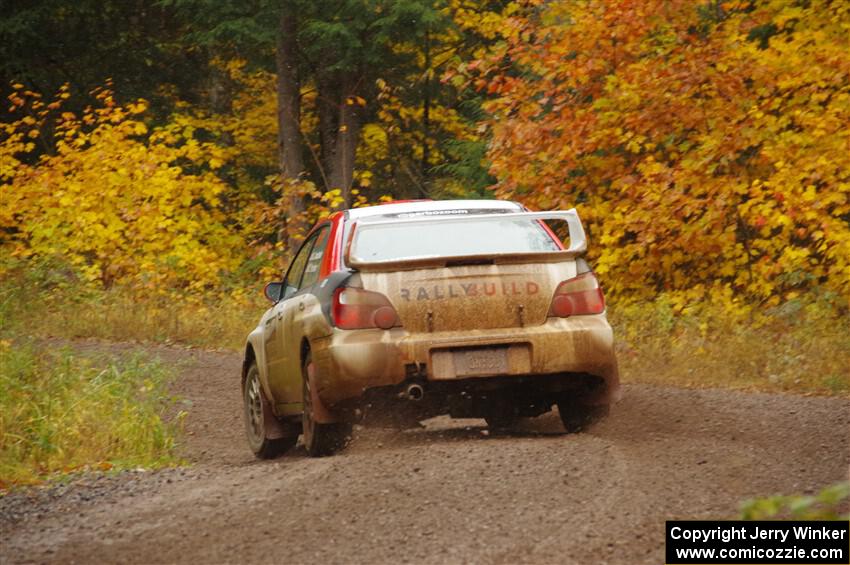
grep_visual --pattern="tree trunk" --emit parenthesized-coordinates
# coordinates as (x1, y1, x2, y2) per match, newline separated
(206, 48, 234, 145)
(421, 27, 431, 183)
(276, 3, 307, 246)
(317, 73, 339, 191)
(319, 74, 362, 210)
(335, 96, 362, 209)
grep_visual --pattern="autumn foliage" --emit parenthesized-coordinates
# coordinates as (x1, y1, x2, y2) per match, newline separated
(473, 0, 850, 304)
(0, 83, 244, 290)
(2, 0, 849, 311)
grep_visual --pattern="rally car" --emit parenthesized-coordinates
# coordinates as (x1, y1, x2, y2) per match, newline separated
(242, 199, 620, 457)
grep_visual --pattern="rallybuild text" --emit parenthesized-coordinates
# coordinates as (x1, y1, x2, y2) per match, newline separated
(665, 520, 849, 565)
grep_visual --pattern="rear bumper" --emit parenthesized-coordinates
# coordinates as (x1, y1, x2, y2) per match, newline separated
(311, 314, 620, 407)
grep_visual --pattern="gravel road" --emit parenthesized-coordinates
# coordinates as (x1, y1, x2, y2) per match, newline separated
(1, 342, 848, 564)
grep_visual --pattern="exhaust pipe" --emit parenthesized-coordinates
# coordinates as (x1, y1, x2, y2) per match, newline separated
(404, 383, 425, 401)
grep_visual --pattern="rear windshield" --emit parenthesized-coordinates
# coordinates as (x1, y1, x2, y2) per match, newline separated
(351, 217, 560, 263)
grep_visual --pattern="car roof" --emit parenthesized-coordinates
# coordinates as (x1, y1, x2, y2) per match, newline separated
(346, 199, 523, 221)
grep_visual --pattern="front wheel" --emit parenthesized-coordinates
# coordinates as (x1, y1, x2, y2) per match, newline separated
(302, 351, 351, 457)
(243, 362, 297, 459)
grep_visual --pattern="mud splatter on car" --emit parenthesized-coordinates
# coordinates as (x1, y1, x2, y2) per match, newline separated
(241, 200, 619, 457)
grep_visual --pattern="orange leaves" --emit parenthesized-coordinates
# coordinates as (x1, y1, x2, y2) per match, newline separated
(475, 0, 850, 302)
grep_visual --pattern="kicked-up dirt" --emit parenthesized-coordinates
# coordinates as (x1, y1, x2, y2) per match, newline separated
(1, 341, 848, 564)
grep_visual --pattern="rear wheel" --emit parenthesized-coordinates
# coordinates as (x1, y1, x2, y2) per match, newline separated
(483, 397, 519, 432)
(302, 351, 351, 457)
(243, 362, 297, 459)
(557, 396, 609, 433)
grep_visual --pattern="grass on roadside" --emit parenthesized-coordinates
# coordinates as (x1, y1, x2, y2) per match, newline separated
(0, 258, 264, 351)
(611, 292, 850, 396)
(21, 290, 259, 351)
(0, 342, 184, 488)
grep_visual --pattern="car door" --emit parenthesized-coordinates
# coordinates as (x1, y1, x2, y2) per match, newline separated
(264, 234, 316, 404)
(278, 225, 332, 404)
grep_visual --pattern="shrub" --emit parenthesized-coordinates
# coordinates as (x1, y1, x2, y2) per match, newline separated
(741, 482, 850, 520)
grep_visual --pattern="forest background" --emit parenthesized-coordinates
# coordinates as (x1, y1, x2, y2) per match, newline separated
(1, 0, 848, 394)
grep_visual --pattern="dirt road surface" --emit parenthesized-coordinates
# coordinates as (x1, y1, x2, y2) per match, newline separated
(2, 342, 848, 564)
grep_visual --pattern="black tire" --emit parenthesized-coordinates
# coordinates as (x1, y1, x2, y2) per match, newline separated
(243, 361, 297, 459)
(302, 351, 351, 457)
(484, 410, 518, 432)
(556, 396, 610, 433)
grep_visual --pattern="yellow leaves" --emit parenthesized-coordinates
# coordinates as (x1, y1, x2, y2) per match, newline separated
(127, 101, 148, 114)
(802, 185, 817, 202)
(357, 170, 373, 188)
(360, 123, 389, 164)
(718, 263, 736, 277)
(0, 83, 243, 292)
(625, 138, 643, 154)
(773, 6, 804, 30)
(449, 2, 508, 39)
(321, 188, 346, 209)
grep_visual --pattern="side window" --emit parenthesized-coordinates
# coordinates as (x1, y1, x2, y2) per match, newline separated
(281, 236, 316, 300)
(299, 226, 330, 289)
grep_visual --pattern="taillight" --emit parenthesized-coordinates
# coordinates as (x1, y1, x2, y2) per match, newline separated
(332, 287, 400, 330)
(548, 272, 605, 317)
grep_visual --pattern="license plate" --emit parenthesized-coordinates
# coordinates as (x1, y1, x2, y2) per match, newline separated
(454, 347, 509, 376)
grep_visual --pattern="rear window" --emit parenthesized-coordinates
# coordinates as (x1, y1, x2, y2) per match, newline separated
(351, 218, 560, 263)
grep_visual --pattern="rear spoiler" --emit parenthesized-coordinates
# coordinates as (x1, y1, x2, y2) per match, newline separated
(345, 209, 587, 272)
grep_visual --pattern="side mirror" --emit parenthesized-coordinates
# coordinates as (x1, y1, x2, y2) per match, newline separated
(263, 282, 282, 303)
